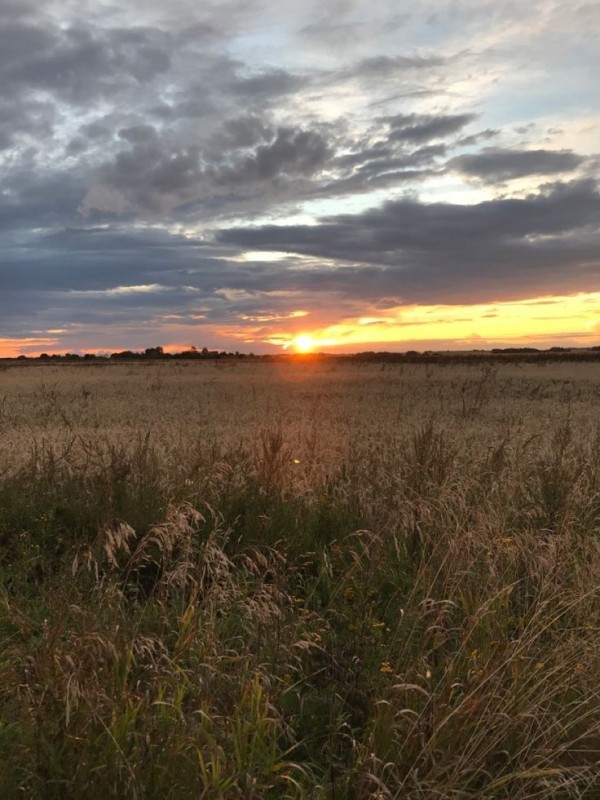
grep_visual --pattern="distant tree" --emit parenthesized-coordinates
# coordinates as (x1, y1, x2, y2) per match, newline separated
(144, 346, 164, 359)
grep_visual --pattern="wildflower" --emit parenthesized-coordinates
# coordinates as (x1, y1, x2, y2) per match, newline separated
(380, 661, 393, 674)
(293, 458, 301, 465)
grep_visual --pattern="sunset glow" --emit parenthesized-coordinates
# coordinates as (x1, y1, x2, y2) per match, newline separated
(255, 292, 600, 354)
(2, 289, 600, 358)
(0, 1, 597, 357)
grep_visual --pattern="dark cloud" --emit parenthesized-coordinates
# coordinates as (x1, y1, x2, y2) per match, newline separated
(0, 164, 87, 231)
(97, 139, 203, 212)
(229, 68, 306, 99)
(217, 180, 600, 302)
(0, 21, 172, 104)
(215, 127, 333, 184)
(451, 148, 585, 182)
(119, 124, 160, 144)
(81, 120, 113, 139)
(387, 112, 477, 143)
(218, 115, 274, 149)
(456, 129, 499, 147)
(2, 180, 600, 344)
(0, 96, 56, 150)
(84, 125, 333, 213)
(0, 0, 36, 19)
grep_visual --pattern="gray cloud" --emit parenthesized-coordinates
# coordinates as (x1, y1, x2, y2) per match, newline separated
(0, 96, 56, 150)
(0, 0, 598, 351)
(387, 112, 477, 144)
(2, 180, 599, 345)
(218, 115, 274, 149)
(214, 127, 333, 184)
(217, 180, 600, 302)
(0, 21, 172, 104)
(229, 68, 306, 99)
(350, 54, 447, 78)
(83, 124, 333, 214)
(451, 148, 585, 182)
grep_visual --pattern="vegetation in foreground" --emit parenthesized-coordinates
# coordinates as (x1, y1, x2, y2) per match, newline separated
(1, 361, 600, 798)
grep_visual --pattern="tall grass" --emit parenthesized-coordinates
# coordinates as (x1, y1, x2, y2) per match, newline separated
(0, 361, 599, 797)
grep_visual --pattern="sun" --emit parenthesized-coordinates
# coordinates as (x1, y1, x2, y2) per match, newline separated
(293, 334, 315, 353)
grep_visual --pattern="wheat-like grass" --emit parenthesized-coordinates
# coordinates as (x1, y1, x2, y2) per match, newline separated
(0, 360, 599, 797)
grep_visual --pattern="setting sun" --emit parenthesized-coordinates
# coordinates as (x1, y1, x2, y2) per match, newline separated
(293, 335, 315, 353)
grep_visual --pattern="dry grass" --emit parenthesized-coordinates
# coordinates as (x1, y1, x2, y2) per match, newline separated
(1, 360, 599, 797)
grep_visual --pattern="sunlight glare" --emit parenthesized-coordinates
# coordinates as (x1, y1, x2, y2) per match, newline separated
(293, 335, 315, 353)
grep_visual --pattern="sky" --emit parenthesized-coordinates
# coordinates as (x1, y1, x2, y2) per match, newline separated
(0, 0, 599, 356)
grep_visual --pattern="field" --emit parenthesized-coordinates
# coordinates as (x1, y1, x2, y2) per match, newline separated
(1, 359, 600, 798)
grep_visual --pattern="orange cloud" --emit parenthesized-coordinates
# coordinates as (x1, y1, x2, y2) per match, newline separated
(268, 291, 600, 351)
(0, 337, 59, 358)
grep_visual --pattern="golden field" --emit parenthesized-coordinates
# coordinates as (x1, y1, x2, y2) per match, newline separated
(1, 359, 600, 798)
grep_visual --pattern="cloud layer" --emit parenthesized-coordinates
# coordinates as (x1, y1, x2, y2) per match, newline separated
(0, 0, 598, 353)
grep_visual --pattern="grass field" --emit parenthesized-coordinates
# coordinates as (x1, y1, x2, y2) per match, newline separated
(1, 360, 600, 798)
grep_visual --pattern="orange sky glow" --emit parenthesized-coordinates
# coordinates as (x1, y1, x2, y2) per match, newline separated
(224, 291, 600, 354)
(4, 291, 598, 358)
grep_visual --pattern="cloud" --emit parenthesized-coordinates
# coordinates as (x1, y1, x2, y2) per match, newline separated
(451, 148, 585, 182)
(228, 68, 306, 99)
(218, 115, 274, 149)
(215, 127, 333, 183)
(386, 112, 477, 144)
(0, 20, 172, 104)
(82, 124, 333, 214)
(350, 54, 447, 78)
(217, 179, 600, 303)
(0, 0, 598, 353)
(2, 180, 599, 349)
